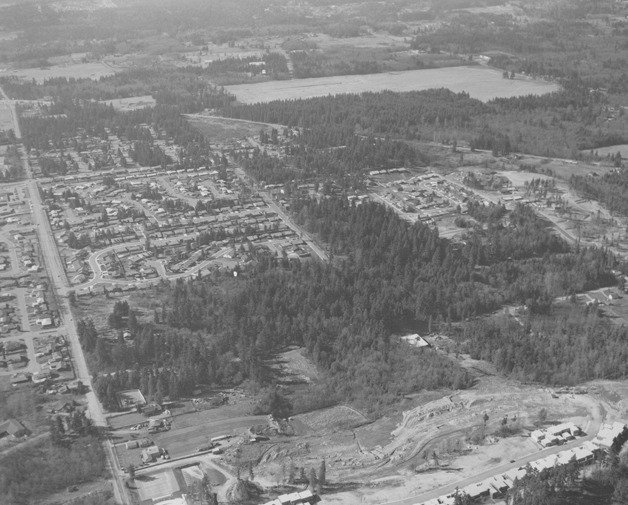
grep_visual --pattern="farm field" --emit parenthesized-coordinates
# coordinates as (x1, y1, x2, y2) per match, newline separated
(0, 61, 118, 84)
(224, 66, 560, 104)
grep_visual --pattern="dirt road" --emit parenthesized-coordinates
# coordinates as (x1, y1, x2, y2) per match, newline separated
(383, 400, 604, 505)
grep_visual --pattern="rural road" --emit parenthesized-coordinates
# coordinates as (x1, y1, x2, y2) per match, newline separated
(0, 85, 130, 505)
(74, 240, 233, 291)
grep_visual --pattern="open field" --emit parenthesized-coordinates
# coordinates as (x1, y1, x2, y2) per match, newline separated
(304, 32, 408, 50)
(0, 101, 12, 131)
(224, 66, 560, 104)
(0, 62, 118, 84)
(101, 95, 156, 112)
(586, 144, 628, 159)
(187, 114, 288, 142)
(271, 347, 321, 385)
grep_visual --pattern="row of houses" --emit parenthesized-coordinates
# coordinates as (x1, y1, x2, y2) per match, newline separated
(418, 422, 628, 505)
(531, 422, 582, 447)
(593, 421, 628, 451)
(418, 441, 600, 505)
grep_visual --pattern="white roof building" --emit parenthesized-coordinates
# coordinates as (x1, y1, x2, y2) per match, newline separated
(400, 334, 430, 347)
(593, 422, 628, 449)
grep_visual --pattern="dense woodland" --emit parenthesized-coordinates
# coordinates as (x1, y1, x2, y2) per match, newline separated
(88, 198, 618, 414)
(7, 2, 628, 504)
(238, 134, 419, 188)
(462, 306, 628, 385)
(2, 70, 235, 177)
(0, 435, 106, 505)
(221, 82, 628, 159)
(506, 453, 628, 505)
(571, 170, 628, 218)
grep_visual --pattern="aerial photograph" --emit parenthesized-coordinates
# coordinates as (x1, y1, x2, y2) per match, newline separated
(3, 0, 628, 504)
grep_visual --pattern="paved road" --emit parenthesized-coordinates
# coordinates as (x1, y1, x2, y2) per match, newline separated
(0, 85, 129, 505)
(229, 164, 329, 262)
(74, 240, 233, 291)
(261, 190, 329, 262)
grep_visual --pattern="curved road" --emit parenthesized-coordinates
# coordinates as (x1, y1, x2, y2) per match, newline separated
(74, 241, 233, 291)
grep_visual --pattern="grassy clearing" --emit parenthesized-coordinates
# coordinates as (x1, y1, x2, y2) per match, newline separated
(187, 115, 284, 142)
(354, 416, 398, 449)
(586, 144, 628, 159)
(0, 104, 13, 131)
(100, 95, 155, 112)
(272, 347, 321, 385)
(0, 388, 49, 434)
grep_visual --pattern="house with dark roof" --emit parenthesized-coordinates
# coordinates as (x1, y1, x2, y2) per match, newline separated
(0, 418, 29, 439)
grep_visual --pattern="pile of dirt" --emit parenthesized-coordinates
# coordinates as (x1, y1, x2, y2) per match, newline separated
(392, 397, 464, 436)
(225, 479, 263, 502)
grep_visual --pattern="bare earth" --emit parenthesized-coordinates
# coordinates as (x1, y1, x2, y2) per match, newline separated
(224, 66, 560, 104)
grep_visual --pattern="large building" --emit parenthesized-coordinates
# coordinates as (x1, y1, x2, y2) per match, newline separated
(593, 422, 628, 451)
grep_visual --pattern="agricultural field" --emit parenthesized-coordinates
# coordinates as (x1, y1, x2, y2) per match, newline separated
(224, 66, 560, 104)
(0, 61, 117, 84)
